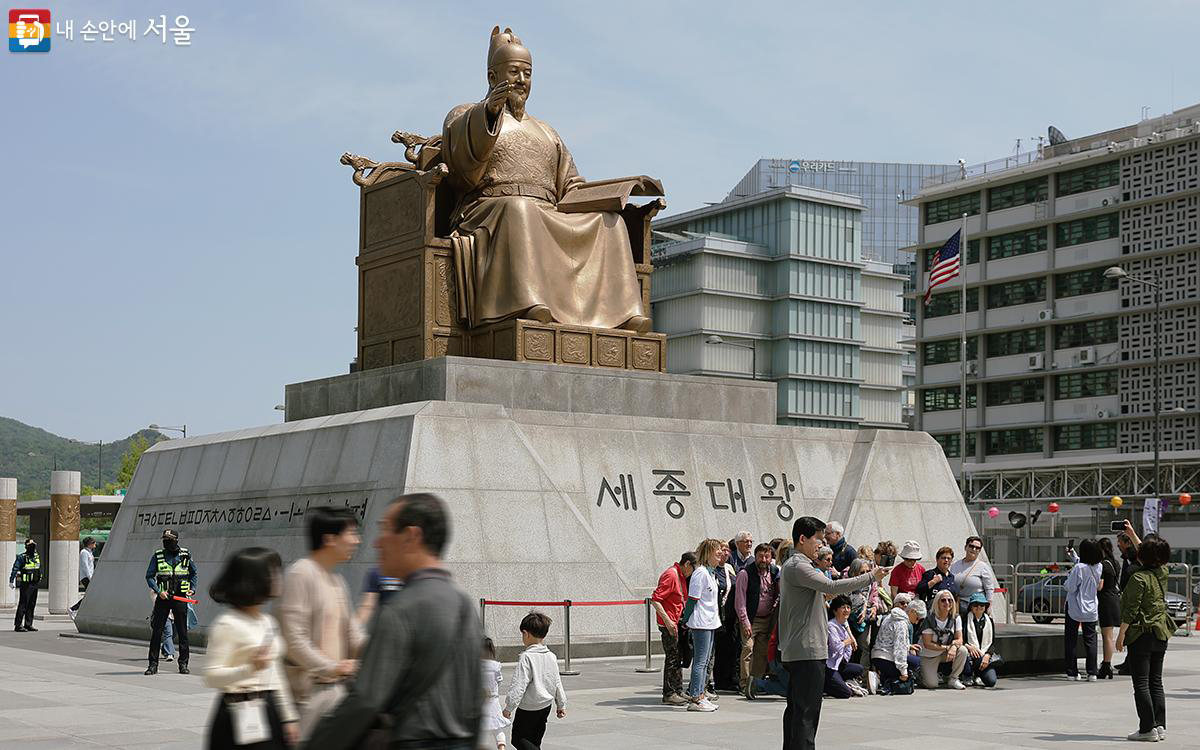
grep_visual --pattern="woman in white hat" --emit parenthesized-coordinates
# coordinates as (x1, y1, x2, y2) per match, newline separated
(888, 541, 926, 602)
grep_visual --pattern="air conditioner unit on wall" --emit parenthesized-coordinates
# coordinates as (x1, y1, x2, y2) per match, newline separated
(1097, 409, 1110, 419)
(1028, 353, 1045, 370)
(1079, 346, 1097, 365)
(1038, 309, 1055, 321)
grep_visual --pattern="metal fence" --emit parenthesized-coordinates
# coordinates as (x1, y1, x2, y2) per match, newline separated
(1012, 562, 1193, 636)
(479, 597, 658, 675)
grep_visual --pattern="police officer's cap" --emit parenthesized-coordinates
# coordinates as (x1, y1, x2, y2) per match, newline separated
(161, 529, 179, 541)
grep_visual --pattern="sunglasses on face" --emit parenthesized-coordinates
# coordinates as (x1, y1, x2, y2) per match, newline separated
(966, 544, 982, 551)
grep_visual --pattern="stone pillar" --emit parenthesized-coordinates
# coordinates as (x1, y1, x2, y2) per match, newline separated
(0, 478, 15, 609)
(49, 471, 81, 614)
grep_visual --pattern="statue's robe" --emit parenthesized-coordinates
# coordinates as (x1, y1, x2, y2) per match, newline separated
(443, 100, 643, 329)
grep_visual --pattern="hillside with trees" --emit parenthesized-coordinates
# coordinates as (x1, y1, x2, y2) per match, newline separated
(0, 417, 165, 500)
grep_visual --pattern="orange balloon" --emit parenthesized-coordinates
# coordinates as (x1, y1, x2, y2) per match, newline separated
(1181, 492, 1192, 506)
(1110, 495, 1124, 509)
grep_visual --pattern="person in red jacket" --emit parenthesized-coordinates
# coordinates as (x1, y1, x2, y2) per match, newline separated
(651, 552, 697, 706)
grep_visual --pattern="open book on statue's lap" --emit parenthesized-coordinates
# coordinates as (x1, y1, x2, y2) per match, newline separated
(556, 175, 664, 213)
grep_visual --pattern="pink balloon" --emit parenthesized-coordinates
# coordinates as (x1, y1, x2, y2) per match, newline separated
(987, 507, 1000, 519)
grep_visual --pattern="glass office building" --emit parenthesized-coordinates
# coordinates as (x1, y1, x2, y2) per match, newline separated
(651, 186, 912, 429)
(728, 159, 958, 320)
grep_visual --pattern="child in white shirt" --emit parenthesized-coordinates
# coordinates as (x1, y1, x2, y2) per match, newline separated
(480, 637, 509, 750)
(503, 612, 566, 750)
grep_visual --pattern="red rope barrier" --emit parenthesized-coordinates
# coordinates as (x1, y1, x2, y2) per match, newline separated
(481, 599, 644, 607)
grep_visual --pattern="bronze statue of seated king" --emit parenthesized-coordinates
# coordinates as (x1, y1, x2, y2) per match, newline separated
(341, 26, 666, 372)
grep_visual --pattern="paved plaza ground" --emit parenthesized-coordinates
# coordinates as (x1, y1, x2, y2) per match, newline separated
(2, 611, 1199, 749)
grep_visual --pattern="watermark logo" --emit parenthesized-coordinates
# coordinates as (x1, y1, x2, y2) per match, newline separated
(9, 8, 50, 52)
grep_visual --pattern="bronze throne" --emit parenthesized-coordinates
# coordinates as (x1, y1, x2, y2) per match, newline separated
(342, 133, 668, 373)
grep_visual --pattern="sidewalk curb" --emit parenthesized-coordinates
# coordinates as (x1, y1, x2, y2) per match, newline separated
(59, 631, 207, 655)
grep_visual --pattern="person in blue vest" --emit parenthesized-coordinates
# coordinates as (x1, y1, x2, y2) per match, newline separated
(144, 529, 197, 675)
(8, 539, 41, 632)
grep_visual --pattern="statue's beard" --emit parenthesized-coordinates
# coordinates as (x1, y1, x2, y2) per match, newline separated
(506, 90, 528, 116)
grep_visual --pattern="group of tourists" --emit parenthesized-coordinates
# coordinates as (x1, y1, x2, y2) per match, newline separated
(650, 516, 1179, 748)
(650, 526, 1002, 716)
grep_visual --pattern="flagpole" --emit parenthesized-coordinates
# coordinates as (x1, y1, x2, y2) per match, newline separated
(960, 213, 969, 503)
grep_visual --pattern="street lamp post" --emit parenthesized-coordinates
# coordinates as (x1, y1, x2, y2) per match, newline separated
(705, 335, 757, 380)
(1104, 266, 1163, 500)
(148, 423, 187, 439)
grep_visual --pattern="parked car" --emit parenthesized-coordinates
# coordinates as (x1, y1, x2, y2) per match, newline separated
(1017, 574, 1193, 627)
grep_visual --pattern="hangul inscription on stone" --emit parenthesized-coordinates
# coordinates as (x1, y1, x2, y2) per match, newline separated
(651, 469, 690, 519)
(596, 473, 638, 511)
(760, 472, 796, 521)
(706, 478, 746, 513)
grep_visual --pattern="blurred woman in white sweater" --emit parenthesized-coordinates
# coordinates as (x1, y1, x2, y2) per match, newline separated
(203, 548, 299, 749)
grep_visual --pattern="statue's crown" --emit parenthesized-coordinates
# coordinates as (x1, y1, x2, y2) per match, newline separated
(488, 25, 531, 68)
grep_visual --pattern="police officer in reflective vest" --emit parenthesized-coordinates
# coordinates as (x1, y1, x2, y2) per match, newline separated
(8, 538, 41, 632)
(144, 529, 197, 675)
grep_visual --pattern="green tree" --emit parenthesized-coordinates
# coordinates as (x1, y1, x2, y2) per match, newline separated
(116, 435, 150, 488)
(81, 435, 151, 495)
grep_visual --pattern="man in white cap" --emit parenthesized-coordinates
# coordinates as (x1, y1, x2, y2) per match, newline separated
(888, 541, 926, 602)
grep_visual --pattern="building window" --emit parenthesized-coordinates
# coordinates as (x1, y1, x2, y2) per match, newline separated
(986, 327, 1045, 357)
(924, 288, 979, 319)
(1054, 422, 1117, 451)
(985, 377, 1045, 406)
(925, 238, 980, 267)
(985, 428, 1043, 455)
(987, 227, 1047, 260)
(1055, 267, 1120, 298)
(1057, 161, 1120, 197)
(923, 337, 979, 365)
(925, 192, 981, 225)
(1055, 213, 1119, 247)
(933, 432, 977, 458)
(1054, 317, 1118, 349)
(1055, 369, 1118, 399)
(986, 278, 1047, 309)
(922, 386, 977, 412)
(988, 176, 1048, 211)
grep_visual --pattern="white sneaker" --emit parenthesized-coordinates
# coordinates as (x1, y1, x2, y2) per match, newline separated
(948, 678, 966, 690)
(704, 691, 719, 702)
(865, 671, 879, 695)
(1126, 729, 1158, 742)
(163, 654, 173, 662)
(687, 698, 718, 712)
(1156, 727, 1166, 740)
(851, 684, 869, 697)
(1088, 674, 1098, 682)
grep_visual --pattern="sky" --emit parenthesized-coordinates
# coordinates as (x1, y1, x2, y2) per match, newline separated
(3, 0, 1199, 443)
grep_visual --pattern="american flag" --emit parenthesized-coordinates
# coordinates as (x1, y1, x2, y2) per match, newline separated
(924, 229, 962, 304)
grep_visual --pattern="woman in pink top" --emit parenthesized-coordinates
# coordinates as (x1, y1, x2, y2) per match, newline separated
(888, 541, 926, 600)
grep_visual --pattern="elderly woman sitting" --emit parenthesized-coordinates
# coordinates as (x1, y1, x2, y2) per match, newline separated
(920, 590, 968, 689)
(961, 592, 1001, 687)
(870, 596, 923, 693)
(825, 595, 868, 698)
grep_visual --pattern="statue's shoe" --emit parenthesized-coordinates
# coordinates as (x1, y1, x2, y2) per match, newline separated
(620, 315, 651, 335)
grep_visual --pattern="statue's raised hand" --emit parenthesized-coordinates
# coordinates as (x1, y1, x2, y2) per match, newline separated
(486, 81, 511, 118)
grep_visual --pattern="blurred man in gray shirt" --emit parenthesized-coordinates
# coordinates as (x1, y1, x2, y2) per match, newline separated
(779, 516, 888, 750)
(306, 493, 481, 750)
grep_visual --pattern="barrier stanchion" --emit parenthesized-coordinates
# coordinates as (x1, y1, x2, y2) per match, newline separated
(479, 598, 487, 635)
(561, 599, 579, 675)
(635, 597, 655, 673)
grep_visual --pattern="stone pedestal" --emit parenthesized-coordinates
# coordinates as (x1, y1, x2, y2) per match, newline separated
(0, 478, 15, 609)
(78, 364, 978, 648)
(49, 471, 80, 614)
(285, 356, 775, 424)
